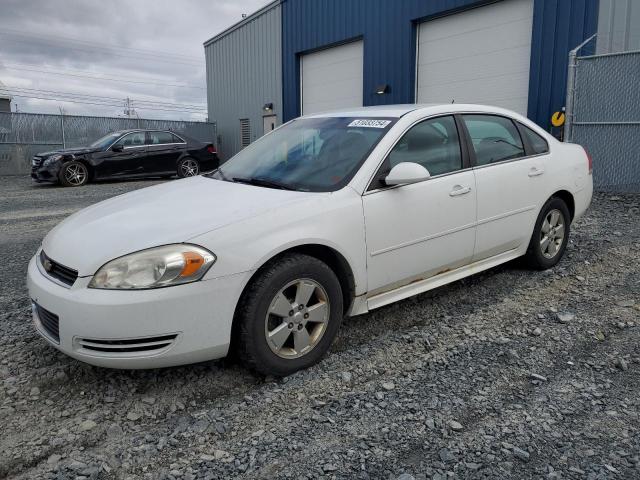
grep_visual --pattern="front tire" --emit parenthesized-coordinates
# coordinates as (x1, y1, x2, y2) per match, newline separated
(234, 253, 343, 376)
(525, 197, 571, 270)
(59, 161, 89, 187)
(177, 157, 199, 178)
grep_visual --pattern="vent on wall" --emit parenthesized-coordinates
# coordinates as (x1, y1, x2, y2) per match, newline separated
(240, 118, 251, 148)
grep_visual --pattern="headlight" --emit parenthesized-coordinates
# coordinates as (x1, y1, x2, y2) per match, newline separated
(43, 154, 63, 166)
(88, 244, 215, 290)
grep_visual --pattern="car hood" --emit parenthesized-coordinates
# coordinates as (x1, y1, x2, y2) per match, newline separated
(42, 176, 320, 276)
(36, 146, 100, 157)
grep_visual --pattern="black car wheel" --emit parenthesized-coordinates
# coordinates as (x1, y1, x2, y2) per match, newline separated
(525, 197, 571, 270)
(59, 161, 89, 187)
(177, 157, 200, 178)
(234, 253, 343, 376)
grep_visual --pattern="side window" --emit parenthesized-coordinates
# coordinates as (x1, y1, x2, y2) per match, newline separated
(113, 132, 145, 148)
(387, 115, 462, 176)
(171, 133, 185, 143)
(462, 115, 525, 166)
(519, 124, 549, 155)
(148, 131, 175, 145)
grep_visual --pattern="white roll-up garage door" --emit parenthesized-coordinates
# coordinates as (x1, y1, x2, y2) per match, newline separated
(300, 40, 363, 115)
(416, 0, 534, 115)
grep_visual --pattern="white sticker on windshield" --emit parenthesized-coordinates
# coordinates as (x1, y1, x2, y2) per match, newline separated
(347, 119, 391, 129)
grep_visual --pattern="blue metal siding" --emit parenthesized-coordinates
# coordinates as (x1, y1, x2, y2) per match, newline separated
(282, 0, 599, 129)
(527, 0, 599, 130)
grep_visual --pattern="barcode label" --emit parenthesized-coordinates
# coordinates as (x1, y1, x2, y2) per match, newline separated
(347, 119, 391, 129)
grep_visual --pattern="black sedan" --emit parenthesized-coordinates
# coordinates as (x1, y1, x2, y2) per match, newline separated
(31, 129, 219, 187)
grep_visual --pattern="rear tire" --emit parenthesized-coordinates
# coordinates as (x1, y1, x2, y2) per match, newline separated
(177, 157, 199, 178)
(59, 161, 89, 187)
(234, 253, 343, 376)
(525, 197, 571, 270)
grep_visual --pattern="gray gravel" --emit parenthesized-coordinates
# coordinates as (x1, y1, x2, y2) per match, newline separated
(1, 176, 639, 479)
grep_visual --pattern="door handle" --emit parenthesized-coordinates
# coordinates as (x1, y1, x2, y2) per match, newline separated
(528, 167, 545, 177)
(449, 185, 471, 197)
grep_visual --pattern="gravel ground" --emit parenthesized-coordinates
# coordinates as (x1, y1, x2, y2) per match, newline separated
(0, 176, 639, 480)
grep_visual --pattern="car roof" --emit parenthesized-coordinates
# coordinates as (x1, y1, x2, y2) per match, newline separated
(109, 129, 182, 135)
(303, 103, 524, 119)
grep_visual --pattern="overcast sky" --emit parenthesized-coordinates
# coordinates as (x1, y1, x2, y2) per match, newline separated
(0, 0, 269, 120)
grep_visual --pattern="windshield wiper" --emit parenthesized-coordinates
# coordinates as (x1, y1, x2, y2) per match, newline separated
(232, 176, 297, 191)
(207, 168, 231, 182)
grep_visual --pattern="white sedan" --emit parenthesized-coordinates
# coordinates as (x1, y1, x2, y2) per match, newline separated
(27, 104, 593, 375)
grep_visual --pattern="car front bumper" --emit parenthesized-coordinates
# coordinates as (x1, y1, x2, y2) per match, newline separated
(26, 255, 246, 369)
(31, 166, 59, 183)
(31, 159, 63, 183)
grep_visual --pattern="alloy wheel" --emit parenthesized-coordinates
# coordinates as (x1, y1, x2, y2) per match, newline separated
(540, 208, 565, 259)
(180, 159, 199, 177)
(264, 279, 330, 359)
(63, 164, 88, 186)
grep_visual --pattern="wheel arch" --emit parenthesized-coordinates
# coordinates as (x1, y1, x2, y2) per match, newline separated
(236, 243, 357, 318)
(551, 189, 575, 221)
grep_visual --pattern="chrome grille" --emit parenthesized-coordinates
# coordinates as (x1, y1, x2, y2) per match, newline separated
(40, 251, 78, 287)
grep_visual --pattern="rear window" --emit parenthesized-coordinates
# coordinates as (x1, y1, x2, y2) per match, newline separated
(519, 124, 549, 155)
(148, 131, 175, 145)
(462, 114, 525, 165)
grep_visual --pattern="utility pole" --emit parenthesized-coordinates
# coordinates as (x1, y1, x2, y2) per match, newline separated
(124, 97, 137, 118)
(59, 106, 66, 148)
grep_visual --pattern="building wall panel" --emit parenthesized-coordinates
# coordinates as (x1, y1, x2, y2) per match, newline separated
(282, 0, 599, 130)
(204, 2, 282, 160)
(596, 0, 640, 54)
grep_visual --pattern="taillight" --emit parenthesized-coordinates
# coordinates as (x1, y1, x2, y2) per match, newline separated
(583, 147, 593, 175)
(207, 145, 216, 154)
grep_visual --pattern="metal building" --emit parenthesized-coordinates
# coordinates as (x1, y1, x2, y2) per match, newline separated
(204, 1, 282, 160)
(596, 0, 640, 54)
(205, 0, 600, 159)
(0, 80, 12, 113)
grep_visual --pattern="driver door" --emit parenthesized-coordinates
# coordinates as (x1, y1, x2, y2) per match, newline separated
(97, 131, 147, 177)
(362, 115, 477, 296)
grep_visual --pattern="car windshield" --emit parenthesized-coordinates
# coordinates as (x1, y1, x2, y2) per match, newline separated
(90, 132, 122, 149)
(212, 117, 396, 192)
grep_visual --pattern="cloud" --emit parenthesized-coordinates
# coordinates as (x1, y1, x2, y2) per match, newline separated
(0, 0, 269, 120)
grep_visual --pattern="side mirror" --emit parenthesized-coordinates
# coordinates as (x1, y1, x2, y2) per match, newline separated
(384, 162, 431, 186)
(111, 144, 124, 152)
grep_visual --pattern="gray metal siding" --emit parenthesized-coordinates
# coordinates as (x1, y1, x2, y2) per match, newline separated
(205, 2, 282, 161)
(597, 0, 640, 54)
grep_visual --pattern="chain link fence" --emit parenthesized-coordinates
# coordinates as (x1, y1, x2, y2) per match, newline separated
(566, 49, 640, 192)
(0, 112, 216, 175)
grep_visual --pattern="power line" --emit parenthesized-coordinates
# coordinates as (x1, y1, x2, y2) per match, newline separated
(2, 61, 199, 84)
(0, 28, 203, 63)
(0, 89, 207, 113)
(0, 63, 205, 90)
(2, 92, 208, 114)
(0, 30, 204, 67)
(1, 85, 206, 109)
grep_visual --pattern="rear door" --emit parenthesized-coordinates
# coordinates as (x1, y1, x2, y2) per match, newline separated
(145, 131, 184, 174)
(97, 132, 147, 177)
(461, 114, 548, 261)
